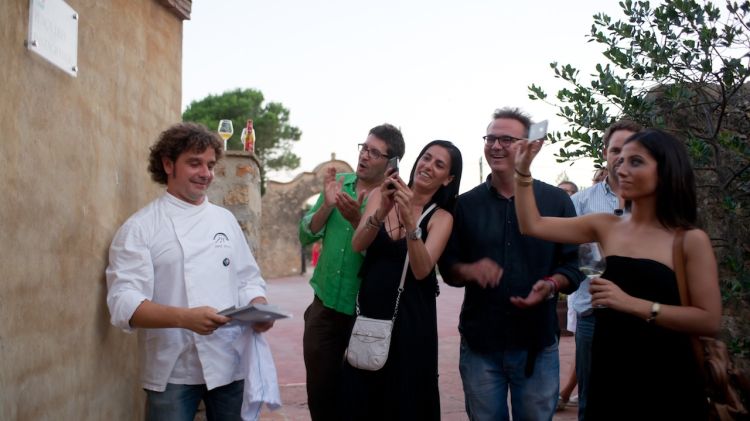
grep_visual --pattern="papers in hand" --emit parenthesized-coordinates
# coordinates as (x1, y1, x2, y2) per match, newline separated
(218, 303, 292, 323)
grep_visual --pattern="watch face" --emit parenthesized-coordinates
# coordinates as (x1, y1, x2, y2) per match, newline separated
(409, 227, 422, 240)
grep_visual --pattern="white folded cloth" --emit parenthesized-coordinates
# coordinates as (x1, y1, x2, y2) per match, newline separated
(234, 326, 282, 421)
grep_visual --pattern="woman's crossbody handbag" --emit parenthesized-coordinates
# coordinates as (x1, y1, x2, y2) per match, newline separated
(345, 204, 436, 371)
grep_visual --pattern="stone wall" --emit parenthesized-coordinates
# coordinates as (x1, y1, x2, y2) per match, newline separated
(258, 160, 353, 278)
(0, 1, 189, 419)
(207, 151, 263, 255)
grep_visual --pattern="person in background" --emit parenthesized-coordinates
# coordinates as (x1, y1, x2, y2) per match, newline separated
(567, 119, 641, 420)
(558, 181, 578, 196)
(343, 140, 462, 420)
(310, 242, 321, 267)
(514, 128, 721, 420)
(556, 179, 581, 411)
(299, 124, 405, 421)
(557, 298, 578, 411)
(439, 108, 584, 421)
(106, 122, 274, 420)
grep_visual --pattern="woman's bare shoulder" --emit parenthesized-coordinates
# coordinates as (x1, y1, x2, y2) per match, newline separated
(683, 228, 712, 250)
(430, 208, 453, 223)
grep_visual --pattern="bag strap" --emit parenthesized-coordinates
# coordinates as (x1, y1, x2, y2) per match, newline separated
(673, 229, 690, 306)
(672, 229, 708, 373)
(355, 203, 438, 320)
(390, 203, 437, 321)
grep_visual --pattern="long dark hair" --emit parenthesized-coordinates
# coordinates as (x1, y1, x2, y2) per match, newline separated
(623, 129, 696, 229)
(407, 140, 463, 213)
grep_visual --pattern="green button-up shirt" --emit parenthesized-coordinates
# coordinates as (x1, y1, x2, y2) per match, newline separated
(299, 173, 365, 315)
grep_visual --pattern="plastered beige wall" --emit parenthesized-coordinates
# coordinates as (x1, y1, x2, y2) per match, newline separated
(0, 1, 184, 418)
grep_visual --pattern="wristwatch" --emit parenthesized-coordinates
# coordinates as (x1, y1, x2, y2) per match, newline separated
(407, 227, 422, 241)
(646, 302, 661, 323)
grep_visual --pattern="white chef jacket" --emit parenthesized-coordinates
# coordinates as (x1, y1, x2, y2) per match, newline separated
(106, 192, 267, 391)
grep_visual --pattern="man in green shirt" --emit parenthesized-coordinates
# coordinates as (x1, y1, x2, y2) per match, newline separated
(299, 123, 405, 421)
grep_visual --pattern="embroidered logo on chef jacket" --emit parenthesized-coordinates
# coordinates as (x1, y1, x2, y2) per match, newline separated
(213, 232, 230, 248)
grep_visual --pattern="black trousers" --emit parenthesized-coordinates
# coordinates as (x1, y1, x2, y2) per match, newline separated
(303, 295, 356, 421)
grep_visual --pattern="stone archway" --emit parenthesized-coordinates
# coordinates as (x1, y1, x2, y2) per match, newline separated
(258, 159, 353, 278)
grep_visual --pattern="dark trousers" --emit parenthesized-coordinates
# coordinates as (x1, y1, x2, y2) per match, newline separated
(303, 295, 355, 421)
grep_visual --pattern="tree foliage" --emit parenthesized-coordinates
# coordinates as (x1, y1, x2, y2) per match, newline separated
(182, 88, 302, 192)
(529, 0, 750, 364)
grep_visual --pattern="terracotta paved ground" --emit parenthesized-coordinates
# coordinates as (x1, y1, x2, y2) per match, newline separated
(259, 274, 578, 421)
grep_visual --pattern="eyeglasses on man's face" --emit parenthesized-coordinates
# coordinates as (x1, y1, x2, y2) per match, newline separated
(358, 143, 390, 160)
(483, 134, 523, 147)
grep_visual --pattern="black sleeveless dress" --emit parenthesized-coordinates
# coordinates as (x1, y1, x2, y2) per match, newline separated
(585, 256, 707, 420)
(341, 208, 440, 421)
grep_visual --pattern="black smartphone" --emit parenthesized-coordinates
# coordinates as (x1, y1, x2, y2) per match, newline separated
(386, 157, 399, 189)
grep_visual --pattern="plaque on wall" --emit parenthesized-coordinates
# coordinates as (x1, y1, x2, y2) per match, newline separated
(26, 0, 79, 77)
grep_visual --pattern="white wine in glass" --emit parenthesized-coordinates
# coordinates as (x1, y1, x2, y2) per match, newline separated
(579, 242, 606, 276)
(579, 242, 607, 309)
(218, 120, 234, 150)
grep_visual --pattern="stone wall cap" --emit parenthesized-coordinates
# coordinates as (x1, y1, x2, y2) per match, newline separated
(266, 159, 353, 187)
(223, 150, 262, 167)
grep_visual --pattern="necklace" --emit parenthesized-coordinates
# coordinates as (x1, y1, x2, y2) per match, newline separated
(385, 205, 405, 238)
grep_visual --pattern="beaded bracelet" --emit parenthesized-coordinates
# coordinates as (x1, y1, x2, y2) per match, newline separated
(543, 276, 560, 294)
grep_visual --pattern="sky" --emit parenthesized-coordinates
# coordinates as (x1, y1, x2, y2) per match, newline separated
(182, 0, 629, 193)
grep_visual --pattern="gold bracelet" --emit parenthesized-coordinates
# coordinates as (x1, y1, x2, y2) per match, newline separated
(514, 172, 533, 186)
(515, 168, 531, 178)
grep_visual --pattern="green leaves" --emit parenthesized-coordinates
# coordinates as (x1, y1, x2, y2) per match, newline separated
(182, 88, 302, 193)
(528, 0, 749, 167)
(528, 0, 750, 351)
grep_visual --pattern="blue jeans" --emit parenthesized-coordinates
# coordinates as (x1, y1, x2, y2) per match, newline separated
(459, 338, 559, 421)
(145, 380, 244, 421)
(575, 314, 595, 421)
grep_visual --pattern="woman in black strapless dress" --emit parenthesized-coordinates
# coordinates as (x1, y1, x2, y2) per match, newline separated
(513, 129, 722, 420)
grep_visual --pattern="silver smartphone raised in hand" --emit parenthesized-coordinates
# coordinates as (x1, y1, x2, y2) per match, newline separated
(528, 120, 548, 141)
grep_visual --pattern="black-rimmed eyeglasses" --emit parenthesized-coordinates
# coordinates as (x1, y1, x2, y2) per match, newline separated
(358, 143, 390, 160)
(483, 134, 522, 147)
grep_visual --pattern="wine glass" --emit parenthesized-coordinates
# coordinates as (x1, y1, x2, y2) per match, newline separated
(218, 120, 234, 150)
(579, 242, 607, 309)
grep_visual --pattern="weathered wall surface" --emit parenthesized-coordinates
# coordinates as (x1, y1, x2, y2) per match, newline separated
(258, 160, 353, 278)
(207, 151, 263, 255)
(0, 1, 188, 419)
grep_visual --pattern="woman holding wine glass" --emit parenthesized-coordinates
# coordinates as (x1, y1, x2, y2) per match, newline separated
(513, 129, 721, 420)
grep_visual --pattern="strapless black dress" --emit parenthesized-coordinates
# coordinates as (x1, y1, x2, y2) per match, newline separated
(585, 256, 707, 420)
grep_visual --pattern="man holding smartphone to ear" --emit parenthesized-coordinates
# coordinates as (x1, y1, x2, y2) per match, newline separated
(385, 156, 400, 189)
(298, 123, 405, 421)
